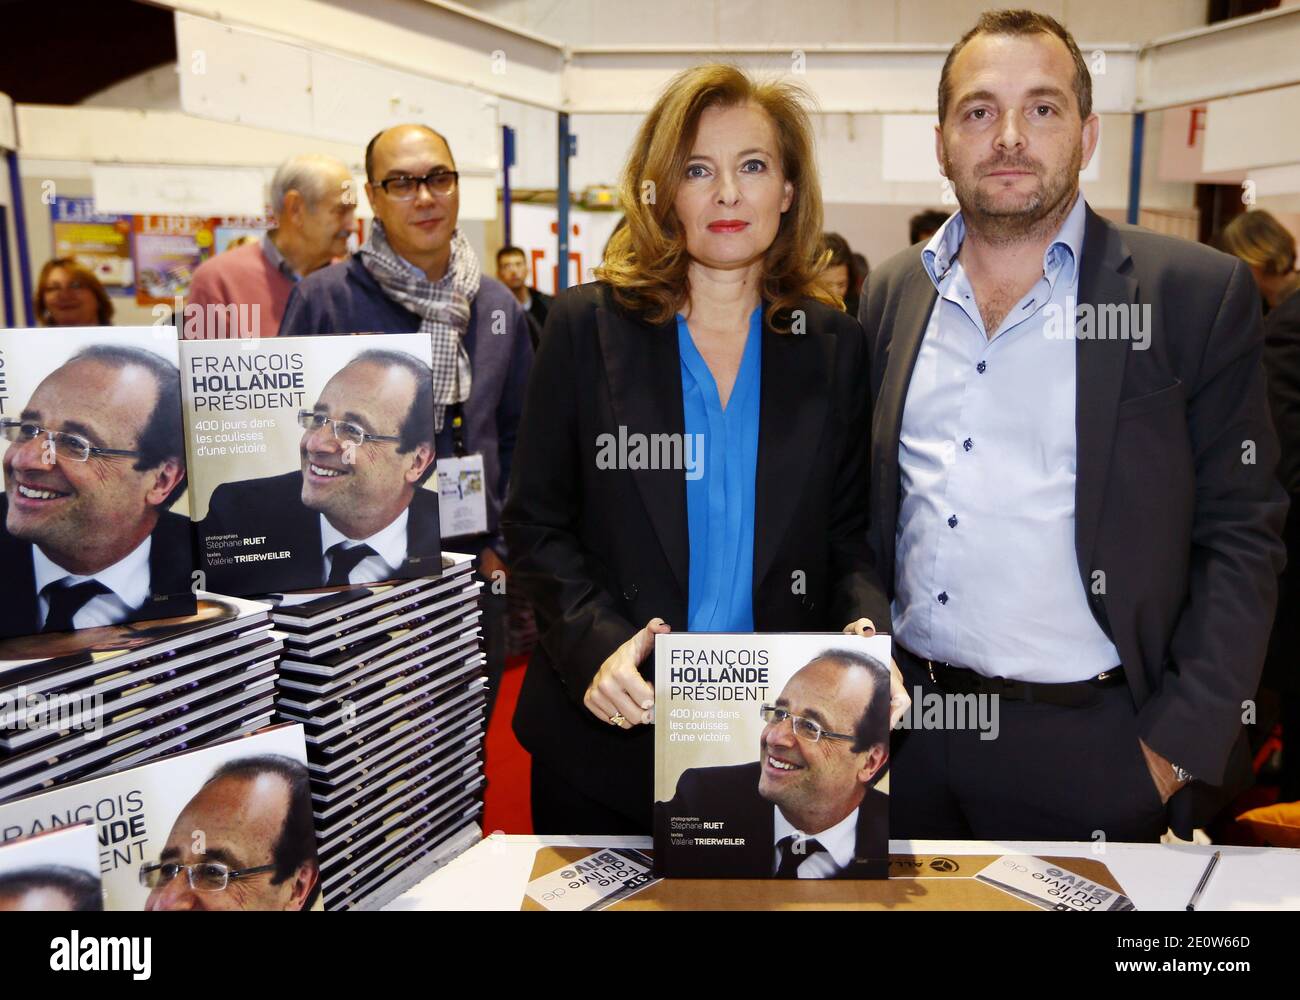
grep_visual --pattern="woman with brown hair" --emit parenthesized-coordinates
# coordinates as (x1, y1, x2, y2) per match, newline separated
(1219, 209, 1300, 317)
(33, 258, 114, 326)
(503, 64, 905, 834)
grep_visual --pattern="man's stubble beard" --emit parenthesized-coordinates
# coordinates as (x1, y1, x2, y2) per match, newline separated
(943, 141, 1082, 247)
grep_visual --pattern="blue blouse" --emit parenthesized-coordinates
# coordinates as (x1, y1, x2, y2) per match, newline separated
(677, 306, 763, 632)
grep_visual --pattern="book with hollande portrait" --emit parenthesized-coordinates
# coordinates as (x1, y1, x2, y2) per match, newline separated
(653, 632, 892, 879)
(0, 327, 196, 641)
(0, 822, 104, 911)
(0, 723, 322, 910)
(179, 333, 440, 598)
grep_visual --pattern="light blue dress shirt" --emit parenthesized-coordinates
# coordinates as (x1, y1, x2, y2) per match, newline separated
(893, 194, 1121, 682)
(678, 307, 762, 632)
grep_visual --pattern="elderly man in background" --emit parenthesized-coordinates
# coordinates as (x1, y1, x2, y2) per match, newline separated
(187, 153, 356, 338)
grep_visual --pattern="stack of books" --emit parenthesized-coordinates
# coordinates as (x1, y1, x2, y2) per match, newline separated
(268, 553, 488, 910)
(0, 594, 280, 805)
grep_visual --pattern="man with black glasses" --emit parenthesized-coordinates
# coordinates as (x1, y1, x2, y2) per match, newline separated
(197, 350, 440, 594)
(655, 651, 890, 879)
(280, 124, 533, 718)
(0, 344, 191, 637)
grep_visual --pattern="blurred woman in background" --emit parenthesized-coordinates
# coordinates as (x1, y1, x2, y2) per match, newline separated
(819, 232, 853, 310)
(33, 257, 114, 326)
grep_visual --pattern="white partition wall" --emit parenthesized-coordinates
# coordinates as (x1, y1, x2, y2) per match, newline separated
(174, 13, 501, 218)
(7, 0, 1300, 312)
(160, 0, 565, 108)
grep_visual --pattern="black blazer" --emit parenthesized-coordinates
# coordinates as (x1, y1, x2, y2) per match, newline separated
(654, 761, 888, 878)
(525, 289, 552, 350)
(503, 281, 888, 829)
(0, 500, 195, 638)
(1262, 288, 1300, 695)
(859, 206, 1288, 832)
(197, 470, 443, 597)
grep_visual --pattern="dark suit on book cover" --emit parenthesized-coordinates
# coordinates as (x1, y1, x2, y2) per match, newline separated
(196, 470, 442, 596)
(654, 762, 888, 878)
(0, 496, 195, 636)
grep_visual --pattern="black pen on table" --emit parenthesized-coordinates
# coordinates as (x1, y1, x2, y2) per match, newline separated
(1185, 850, 1221, 911)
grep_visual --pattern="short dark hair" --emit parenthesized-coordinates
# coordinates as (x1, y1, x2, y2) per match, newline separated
(205, 754, 320, 910)
(0, 865, 103, 911)
(909, 209, 951, 246)
(938, 9, 1092, 124)
(365, 125, 453, 183)
(496, 245, 526, 266)
(347, 349, 436, 486)
(65, 344, 187, 510)
(811, 649, 891, 765)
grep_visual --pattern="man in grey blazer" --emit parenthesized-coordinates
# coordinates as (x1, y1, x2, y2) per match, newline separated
(859, 10, 1287, 841)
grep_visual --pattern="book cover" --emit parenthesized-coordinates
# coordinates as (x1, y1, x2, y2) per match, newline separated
(654, 632, 892, 879)
(0, 723, 322, 910)
(180, 333, 440, 597)
(524, 848, 659, 911)
(0, 327, 196, 641)
(0, 821, 103, 911)
(974, 855, 1137, 911)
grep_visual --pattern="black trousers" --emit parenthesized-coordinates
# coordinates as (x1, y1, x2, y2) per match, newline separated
(529, 759, 647, 836)
(890, 648, 1168, 843)
(1283, 692, 1300, 804)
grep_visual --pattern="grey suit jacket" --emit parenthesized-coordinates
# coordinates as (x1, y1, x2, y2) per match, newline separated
(859, 204, 1288, 832)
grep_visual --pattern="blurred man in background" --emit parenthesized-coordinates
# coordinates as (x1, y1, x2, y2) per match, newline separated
(496, 245, 551, 350)
(188, 153, 356, 338)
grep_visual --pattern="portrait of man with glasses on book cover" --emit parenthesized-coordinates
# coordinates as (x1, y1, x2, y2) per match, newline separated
(0, 331, 195, 640)
(191, 339, 440, 597)
(654, 637, 891, 880)
(141, 753, 321, 911)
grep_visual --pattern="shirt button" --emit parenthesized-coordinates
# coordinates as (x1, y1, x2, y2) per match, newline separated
(976, 361, 987, 374)
(937, 591, 949, 605)
(947, 514, 958, 528)
(963, 438, 973, 452)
